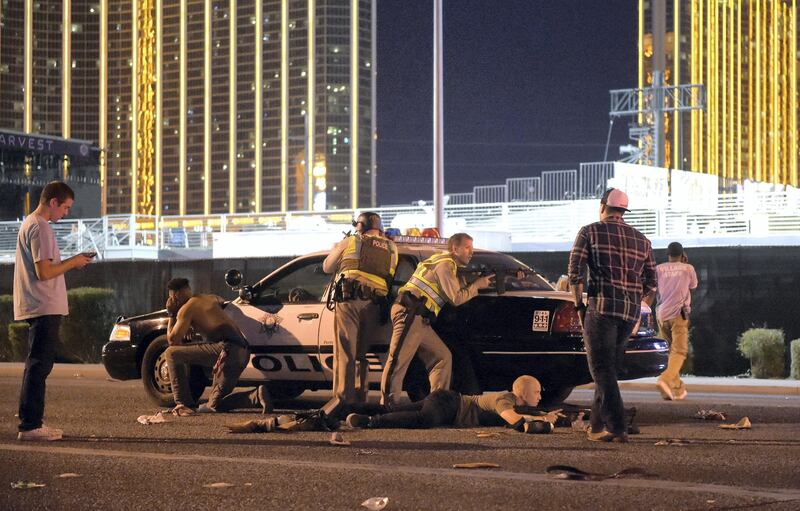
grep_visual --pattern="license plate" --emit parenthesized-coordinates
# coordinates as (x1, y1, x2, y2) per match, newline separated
(532, 310, 549, 332)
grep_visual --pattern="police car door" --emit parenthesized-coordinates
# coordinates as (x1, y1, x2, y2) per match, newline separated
(227, 256, 330, 383)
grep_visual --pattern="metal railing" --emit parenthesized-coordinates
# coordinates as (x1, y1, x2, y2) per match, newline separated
(2, 190, 799, 261)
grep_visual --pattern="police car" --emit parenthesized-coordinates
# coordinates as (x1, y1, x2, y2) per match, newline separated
(102, 236, 668, 407)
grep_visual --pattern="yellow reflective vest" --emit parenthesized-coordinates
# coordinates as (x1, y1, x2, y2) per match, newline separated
(339, 234, 398, 296)
(399, 252, 458, 316)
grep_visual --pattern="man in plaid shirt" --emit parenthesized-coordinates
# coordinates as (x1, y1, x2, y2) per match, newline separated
(568, 188, 657, 442)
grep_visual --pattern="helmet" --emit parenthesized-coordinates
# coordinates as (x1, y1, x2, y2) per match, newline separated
(352, 212, 383, 234)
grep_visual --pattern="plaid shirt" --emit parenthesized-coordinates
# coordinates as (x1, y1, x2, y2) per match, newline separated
(567, 217, 657, 323)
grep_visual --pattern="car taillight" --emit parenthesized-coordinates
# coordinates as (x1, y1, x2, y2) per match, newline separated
(551, 303, 583, 335)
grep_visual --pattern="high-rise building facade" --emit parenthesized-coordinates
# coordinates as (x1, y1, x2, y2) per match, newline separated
(0, 0, 102, 218)
(0, 0, 376, 216)
(132, 0, 376, 215)
(639, 0, 797, 187)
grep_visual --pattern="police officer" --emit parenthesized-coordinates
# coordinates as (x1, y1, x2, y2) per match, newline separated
(380, 232, 492, 409)
(322, 212, 398, 410)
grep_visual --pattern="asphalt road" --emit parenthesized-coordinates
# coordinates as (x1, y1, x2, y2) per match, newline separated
(0, 366, 798, 511)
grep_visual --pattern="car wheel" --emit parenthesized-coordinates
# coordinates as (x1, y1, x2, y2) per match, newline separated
(540, 385, 575, 407)
(265, 381, 306, 401)
(142, 336, 207, 407)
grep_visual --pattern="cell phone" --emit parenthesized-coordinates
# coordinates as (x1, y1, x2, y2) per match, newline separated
(83, 251, 97, 258)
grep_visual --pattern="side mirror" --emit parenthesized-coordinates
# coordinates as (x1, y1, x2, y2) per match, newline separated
(238, 285, 254, 302)
(225, 269, 243, 288)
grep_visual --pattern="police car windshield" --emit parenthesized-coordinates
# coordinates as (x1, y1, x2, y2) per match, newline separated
(461, 253, 554, 292)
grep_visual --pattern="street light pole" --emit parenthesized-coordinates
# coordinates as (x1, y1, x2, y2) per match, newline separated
(433, 0, 444, 234)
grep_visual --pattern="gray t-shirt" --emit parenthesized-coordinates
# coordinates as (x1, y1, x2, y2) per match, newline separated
(13, 214, 68, 320)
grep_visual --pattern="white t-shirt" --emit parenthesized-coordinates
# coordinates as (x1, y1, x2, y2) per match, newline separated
(655, 261, 697, 321)
(13, 214, 69, 320)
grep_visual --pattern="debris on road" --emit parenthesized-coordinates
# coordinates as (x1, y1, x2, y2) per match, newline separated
(136, 411, 171, 425)
(361, 497, 389, 510)
(452, 462, 501, 469)
(73, 373, 83, 378)
(476, 432, 501, 438)
(695, 409, 727, 421)
(720, 417, 752, 430)
(546, 465, 656, 481)
(356, 449, 377, 456)
(203, 482, 235, 488)
(56, 473, 81, 478)
(329, 432, 351, 446)
(654, 438, 689, 446)
(11, 481, 46, 489)
(570, 412, 588, 432)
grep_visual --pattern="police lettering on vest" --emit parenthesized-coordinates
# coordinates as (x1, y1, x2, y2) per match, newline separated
(399, 252, 457, 316)
(339, 234, 398, 296)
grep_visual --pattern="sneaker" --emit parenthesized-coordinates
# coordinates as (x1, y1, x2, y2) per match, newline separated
(197, 404, 217, 413)
(656, 380, 675, 401)
(17, 425, 63, 442)
(345, 413, 371, 429)
(256, 385, 273, 414)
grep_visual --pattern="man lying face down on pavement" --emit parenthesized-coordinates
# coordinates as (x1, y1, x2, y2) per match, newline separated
(226, 375, 563, 434)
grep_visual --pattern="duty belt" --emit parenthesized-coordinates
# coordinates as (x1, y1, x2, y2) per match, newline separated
(335, 278, 386, 303)
(398, 291, 435, 320)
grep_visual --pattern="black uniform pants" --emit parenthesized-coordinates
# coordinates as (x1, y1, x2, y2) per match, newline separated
(370, 389, 460, 429)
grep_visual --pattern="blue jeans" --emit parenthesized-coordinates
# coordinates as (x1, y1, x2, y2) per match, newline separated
(583, 310, 635, 435)
(18, 315, 61, 431)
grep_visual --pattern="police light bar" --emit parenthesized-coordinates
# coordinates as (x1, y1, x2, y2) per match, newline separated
(390, 235, 448, 245)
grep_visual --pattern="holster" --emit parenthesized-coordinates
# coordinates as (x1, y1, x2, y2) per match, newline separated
(398, 292, 434, 323)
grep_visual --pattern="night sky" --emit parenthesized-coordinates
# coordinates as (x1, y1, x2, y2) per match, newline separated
(375, 0, 638, 205)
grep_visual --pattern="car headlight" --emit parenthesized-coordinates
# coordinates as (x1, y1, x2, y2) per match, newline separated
(109, 324, 131, 342)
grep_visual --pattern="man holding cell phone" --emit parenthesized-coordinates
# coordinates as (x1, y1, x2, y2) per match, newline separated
(13, 181, 94, 441)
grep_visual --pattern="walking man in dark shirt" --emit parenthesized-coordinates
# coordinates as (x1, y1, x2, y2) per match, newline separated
(568, 188, 656, 442)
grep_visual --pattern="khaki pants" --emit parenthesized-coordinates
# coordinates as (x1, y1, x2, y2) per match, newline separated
(333, 298, 383, 404)
(380, 302, 452, 407)
(657, 316, 689, 397)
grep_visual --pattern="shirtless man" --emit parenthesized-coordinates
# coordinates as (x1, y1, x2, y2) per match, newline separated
(164, 278, 268, 414)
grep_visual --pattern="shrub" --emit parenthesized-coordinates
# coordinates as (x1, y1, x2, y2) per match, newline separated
(0, 295, 14, 361)
(791, 339, 800, 380)
(7, 322, 29, 362)
(737, 328, 785, 379)
(59, 288, 117, 363)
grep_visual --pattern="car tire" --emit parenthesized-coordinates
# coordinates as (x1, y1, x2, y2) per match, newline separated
(142, 336, 207, 407)
(540, 385, 575, 407)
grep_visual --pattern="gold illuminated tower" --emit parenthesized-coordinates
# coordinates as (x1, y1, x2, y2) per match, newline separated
(639, 0, 798, 187)
(121, 0, 376, 215)
(0, 0, 375, 216)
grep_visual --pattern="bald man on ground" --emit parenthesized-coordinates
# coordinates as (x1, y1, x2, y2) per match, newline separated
(345, 375, 561, 433)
